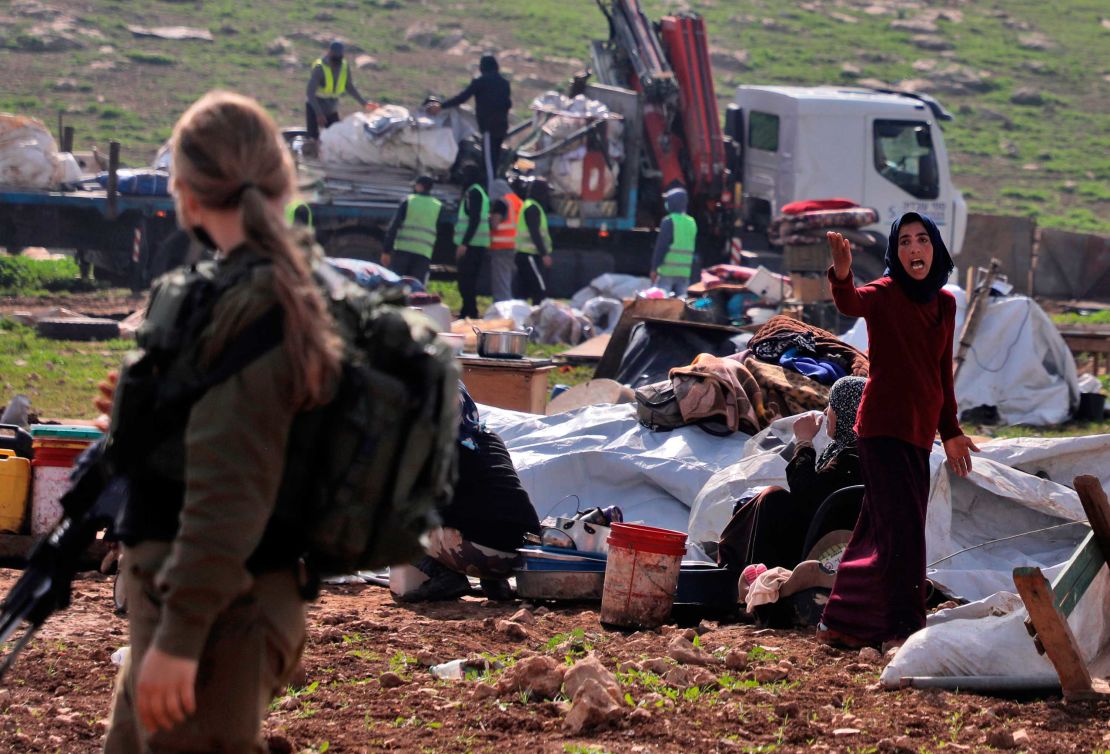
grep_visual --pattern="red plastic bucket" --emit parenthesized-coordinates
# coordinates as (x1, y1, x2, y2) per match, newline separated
(31, 441, 88, 535)
(600, 523, 687, 629)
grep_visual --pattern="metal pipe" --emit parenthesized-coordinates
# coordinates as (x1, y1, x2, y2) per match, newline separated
(106, 141, 121, 219)
(897, 675, 1061, 692)
(61, 126, 74, 154)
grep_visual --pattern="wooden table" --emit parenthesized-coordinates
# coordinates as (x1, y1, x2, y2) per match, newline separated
(1058, 328, 1110, 375)
(459, 355, 555, 414)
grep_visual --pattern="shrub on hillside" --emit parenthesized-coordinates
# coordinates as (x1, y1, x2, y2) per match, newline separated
(0, 255, 81, 292)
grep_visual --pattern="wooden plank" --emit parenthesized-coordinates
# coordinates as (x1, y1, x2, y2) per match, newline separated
(1049, 532, 1102, 617)
(1013, 566, 1099, 701)
(559, 334, 611, 364)
(1075, 475, 1110, 567)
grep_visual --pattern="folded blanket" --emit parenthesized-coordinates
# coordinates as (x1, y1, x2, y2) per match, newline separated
(749, 315, 869, 377)
(741, 354, 831, 419)
(670, 353, 769, 434)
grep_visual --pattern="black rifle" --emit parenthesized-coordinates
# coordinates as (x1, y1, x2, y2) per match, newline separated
(0, 439, 126, 681)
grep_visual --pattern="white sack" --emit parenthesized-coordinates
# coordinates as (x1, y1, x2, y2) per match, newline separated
(580, 297, 624, 334)
(528, 299, 592, 345)
(0, 114, 63, 188)
(320, 107, 459, 172)
(483, 300, 533, 332)
(571, 273, 652, 310)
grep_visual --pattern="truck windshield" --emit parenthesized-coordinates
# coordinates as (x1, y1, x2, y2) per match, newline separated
(749, 111, 779, 152)
(873, 120, 939, 199)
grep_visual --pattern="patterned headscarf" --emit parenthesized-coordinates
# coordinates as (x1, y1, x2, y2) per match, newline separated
(815, 376, 866, 472)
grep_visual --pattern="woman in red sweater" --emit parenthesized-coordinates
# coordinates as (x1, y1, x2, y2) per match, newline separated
(817, 212, 979, 651)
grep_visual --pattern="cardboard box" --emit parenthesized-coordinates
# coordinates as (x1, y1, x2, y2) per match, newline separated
(783, 244, 829, 273)
(790, 273, 832, 303)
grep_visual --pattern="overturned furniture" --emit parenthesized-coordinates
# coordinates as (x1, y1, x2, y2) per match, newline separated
(1012, 475, 1110, 700)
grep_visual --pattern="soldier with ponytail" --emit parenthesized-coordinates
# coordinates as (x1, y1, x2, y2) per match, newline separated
(102, 91, 342, 753)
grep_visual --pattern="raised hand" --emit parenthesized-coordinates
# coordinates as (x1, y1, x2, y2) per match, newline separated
(827, 231, 852, 280)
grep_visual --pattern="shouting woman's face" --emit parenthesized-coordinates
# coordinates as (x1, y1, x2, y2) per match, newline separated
(897, 221, 933, 281)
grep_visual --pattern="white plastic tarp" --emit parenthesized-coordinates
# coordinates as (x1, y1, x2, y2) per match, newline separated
(483, 401, 1107, 601)
(839, 286, 1080, 426)
(0, 114, 67, 189)
(320, 106, 461, 172)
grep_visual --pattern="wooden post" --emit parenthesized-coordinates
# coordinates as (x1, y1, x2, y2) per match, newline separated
(1075, 475, 1110, 567)
(57, 111, 64, 147)
(1012, 567, 1097, 700)
(106, 141, 120, 219)
(61, 126, 74, 154)
(954, 258, 1001, 380)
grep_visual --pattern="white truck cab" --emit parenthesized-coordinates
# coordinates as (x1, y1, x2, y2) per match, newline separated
(729, 85, 967, 256)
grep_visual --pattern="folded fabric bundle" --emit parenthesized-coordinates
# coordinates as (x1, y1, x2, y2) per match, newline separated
(741, 354, 831, 419)
(669, 353, 769, 434)
(749, 315, 869, 377)
(779, 348, 848, 386)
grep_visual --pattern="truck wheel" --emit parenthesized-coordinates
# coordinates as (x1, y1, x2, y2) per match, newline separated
(36, 317, 121, 341)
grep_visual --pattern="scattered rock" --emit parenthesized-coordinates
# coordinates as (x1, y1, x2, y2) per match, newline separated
(617, 660, 642, 674)
(858, 647, 882, 663)
(313, 11, 335, 21)
(753, 666, 788, 683)
(863, 5, 891, 16)
(51, 78, 79, 92)
(321, 612, 357, 626)
(497, 655, 565, 700)
(563, 678, 624, 734)
(126, 25, 213, 41)
(267, 37, 293, 55)
(18, 20, 85, 51)
(1011, 87, 1044, 106)
(471, 682, 498, 701)
(912, 59, 937, 73)
(840, 62, 861, 78)
(664, 664, 717, 689)
(379, 671, 406, 688)
(775, 702, 800, 719)
(318, 627, 344, 642)
(1022, 60, 1051, 74)
(354, 54, 380, 70)
(404, 21, 448, 49)
(878, 736, 916, 754)
(1018, 32, 1055, 50)
(641, 657, 670, 675)
(415, 650, 437, 667)
(891, 17, 939, 34)
(912, 35, 952, 51)
(978, 108, 1014, 129)
(667, 635, 714, 666)
(564, 655, 622, 706)
(495, 620, 529, 641)
(1000, 139, 1019, 157)
(534, 606, 550, 617)
(830, 12, 858, 24)
(510, 608, 535, 625)
(724, 649, 748, 670)
(1011, 729, 1030, 747)
(834, 728, 862, 736)
(629, 707, 652, 724)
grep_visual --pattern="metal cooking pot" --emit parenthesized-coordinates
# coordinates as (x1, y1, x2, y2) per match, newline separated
(472, 325, 532, 358)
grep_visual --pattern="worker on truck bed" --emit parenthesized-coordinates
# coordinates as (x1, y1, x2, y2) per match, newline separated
(305, 41, 373, 143)
(513, 178, 553, 305)
(651, 186, 697, 297)
(454, 165, 491, 319)
(382, 175, 443, 286)
(424, 54, 512, 185)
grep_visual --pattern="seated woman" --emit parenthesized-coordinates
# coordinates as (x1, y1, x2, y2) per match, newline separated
(717, 376, 866, 572)
(391, 384, 540, 602)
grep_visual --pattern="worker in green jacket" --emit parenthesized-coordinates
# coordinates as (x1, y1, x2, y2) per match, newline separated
(382, 175, 443, 285)
(513, 179, 553, 305)
(454, 164, 491, 318)
(651, 186, 697, 298)
(305, 41, 372, 142)
(285, 198, 313, 229)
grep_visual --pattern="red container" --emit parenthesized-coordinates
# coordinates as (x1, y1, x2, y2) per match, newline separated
(601, 523, 687, 629)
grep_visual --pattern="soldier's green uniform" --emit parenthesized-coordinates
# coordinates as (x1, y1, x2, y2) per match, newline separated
(104, 244, 323, 754)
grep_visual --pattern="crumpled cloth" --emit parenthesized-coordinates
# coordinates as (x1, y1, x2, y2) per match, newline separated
(745, 566, 792, 611)
(779, 348, 848, 386)
(669, 353, 769, 434)
(750, 315, 869, 377)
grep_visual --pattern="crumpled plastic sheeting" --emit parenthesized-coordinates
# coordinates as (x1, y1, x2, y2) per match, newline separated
(320, 107, 460, 172)
(527, 299, 592, 345)
(0, 114, 66, 188)
(580, 297, 624, 335)
(529, 92, 624, 201)
(571, 273, 653, 310)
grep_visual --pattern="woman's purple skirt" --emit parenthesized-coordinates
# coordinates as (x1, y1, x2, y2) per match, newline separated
(820, 435, 930, 644)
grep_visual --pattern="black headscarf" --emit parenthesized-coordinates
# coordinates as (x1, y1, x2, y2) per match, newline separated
(884, 212, 954, 304)
(815, 376, 866, 472)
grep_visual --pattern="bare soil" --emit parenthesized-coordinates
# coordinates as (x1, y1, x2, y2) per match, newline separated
(1, 570, 1107, 754)
(0, 292, 145, 320)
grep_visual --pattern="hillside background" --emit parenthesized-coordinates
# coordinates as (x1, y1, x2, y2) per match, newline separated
(1, 0, 1107, 234)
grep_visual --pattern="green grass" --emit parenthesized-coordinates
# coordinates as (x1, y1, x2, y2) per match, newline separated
(0, 256, 83, 295)
(0, 320, 131, 419)
(1052, 310, 1110, 326)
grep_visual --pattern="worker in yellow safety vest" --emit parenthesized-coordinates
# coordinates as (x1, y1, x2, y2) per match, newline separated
(513, 179, 553, 305)
(305, 41, 373, 142)
(488, 180, 522, 302)
(382, 175, 443, 285)
(454, 165, 491, 318)
(651, 186, 697, 298)
(285, 199, 313, 229)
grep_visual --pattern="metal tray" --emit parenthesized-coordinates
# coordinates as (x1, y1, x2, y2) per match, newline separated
(514, 568, 605, 602)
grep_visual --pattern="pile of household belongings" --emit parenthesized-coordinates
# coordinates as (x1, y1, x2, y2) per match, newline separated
(0, 114, 82, 189)
(769, 198, 883, 252)
(633, 315, 869, 436)
(319, 104, 473, 173)
(512, 92, 624, 218)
